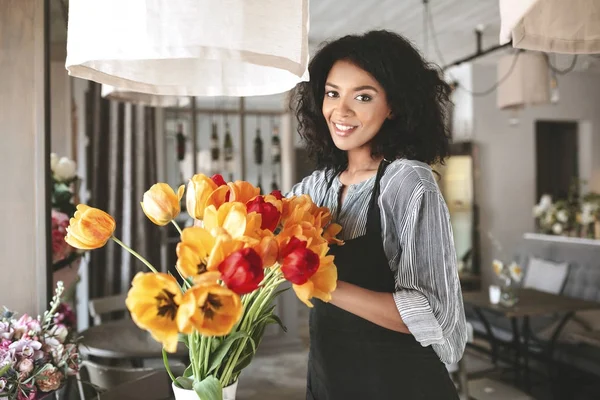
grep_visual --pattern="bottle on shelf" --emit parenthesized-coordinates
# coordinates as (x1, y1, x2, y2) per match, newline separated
(271, 124, 281, 164)
(176, 123, 186, 161)
(210, 122, 220, 175)
(257, 174, 263, 194)
(223, 121, 234, 178)
(270, 171, 279, 192)
(254, 125, 263, 166)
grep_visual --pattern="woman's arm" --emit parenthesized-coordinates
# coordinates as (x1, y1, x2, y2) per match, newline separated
(330, 281, 410, 333)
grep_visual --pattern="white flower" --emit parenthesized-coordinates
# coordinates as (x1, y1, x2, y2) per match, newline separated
(53, 157, 77, 181)
(50, 153, 59, 172)
(552, 223, 563, 234)
(556, 210, 568, 223)
(49, 324, 69, 343)
(538, 194, 553, 211)
(532, 204, 544, 218)
(508, 262, 523, 282)
(581, 203, 597, 225)
(492, 259, 505, 277)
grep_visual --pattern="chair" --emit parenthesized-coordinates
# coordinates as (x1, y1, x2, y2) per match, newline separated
(88, 293, 128, 326)
(77, 360, 170, 400)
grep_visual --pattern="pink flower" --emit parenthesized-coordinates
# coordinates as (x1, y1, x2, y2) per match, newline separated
(12, 316, 40, 340)
(0, 322, 14, 340)
(16, 383, 36, 400)
(9, 339, 42, 358)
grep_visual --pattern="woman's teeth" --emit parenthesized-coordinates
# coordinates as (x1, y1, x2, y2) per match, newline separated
(333, 123, 357, 136)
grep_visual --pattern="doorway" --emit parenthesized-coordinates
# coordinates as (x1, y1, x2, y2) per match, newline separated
(535, 121, 579, 202)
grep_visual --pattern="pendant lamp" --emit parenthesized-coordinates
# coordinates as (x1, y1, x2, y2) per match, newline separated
(66, 0, 310, 97)
(101, 86, 191, 107)
(500, 0, 600, 54)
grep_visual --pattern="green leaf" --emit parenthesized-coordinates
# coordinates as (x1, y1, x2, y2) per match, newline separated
(265, 314, 287, 332)
(0, 363, 10, 377)
(193, 376, 222, 400)
(178, 333, 190, 347)
(175, 376, 194, 390)
(207, 331, 255, 375)
(183, 364, 194, 378)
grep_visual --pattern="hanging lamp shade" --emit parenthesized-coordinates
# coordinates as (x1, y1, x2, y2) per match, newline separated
(496, 52, 550, 110)
(66, 0, 310, 97)
(500, 0, 600, 54)
(100, 85, 191, 107)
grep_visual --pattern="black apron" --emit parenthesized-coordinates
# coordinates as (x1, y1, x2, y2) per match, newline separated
(306, 160, 459, 400)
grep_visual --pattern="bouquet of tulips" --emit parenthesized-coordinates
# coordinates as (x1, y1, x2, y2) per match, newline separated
(64, 174, 341, 399)
(0, 283, 81, 400)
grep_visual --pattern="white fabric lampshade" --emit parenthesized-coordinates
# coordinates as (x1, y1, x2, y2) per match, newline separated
(500, 0, 600, 54)
(101, 86, 192, 107)
(496, 52, 550, 110)
(66, 0, 310, 97)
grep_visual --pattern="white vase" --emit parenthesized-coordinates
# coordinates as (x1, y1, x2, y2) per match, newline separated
(172, 381, 238, 400)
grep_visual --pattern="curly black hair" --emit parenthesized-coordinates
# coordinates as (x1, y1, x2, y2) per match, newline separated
(289, 30, 452, 170)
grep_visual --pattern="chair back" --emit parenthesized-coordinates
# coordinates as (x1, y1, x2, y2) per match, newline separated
(89, 293, 128, 325)
(77, 360, 163, 399)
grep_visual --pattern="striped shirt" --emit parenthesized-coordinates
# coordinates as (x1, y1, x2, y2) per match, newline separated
(289, 158, 467, 364)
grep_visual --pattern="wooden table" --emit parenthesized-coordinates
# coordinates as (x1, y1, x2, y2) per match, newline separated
(79, 319, 187, 360)
(569, 330, 600, 348)
(463, 288, 600, 391)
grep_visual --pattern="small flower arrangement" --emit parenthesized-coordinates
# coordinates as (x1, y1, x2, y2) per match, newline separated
(0, 283, 80, 400)
(64, 174, 340, 399)
(50, 154, 84, 272)
(492, 259, 523, 307)
(534, 191, 600, 239)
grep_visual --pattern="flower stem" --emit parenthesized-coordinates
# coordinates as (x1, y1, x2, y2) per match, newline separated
(162, 348, 177, 383)
(111, 236, 158, 273)
(171, 220, 183, 235)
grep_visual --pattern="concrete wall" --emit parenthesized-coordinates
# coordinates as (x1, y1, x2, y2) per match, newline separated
(469, 64, 600, 286)
(0, 0, 49, 315)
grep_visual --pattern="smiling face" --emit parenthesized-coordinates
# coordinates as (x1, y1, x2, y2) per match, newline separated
(322, 60, 392, 153)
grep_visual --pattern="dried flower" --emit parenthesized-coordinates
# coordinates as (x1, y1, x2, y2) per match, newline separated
(35, 366, 63, 392)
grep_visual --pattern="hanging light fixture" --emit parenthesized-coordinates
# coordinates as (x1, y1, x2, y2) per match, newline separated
(499, 0, 600, 54)
(496, 52, 550, 110)
(66, 0, 310, 97)
(100, 86, 191, 107)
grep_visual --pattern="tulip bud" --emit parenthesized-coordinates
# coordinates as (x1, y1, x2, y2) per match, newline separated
(141, 183, 185, 226)
(218, 248, 264, 295)
(65, 205, 116, 249)
(281, 237, 319, 285)
(53, 157, 77, 181)
(246, 196, 281, 232)
(186, 174, 218, 219)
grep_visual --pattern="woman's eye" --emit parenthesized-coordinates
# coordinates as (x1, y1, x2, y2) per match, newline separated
(356, 94, 372, 102)
(325, 91, 338, 98)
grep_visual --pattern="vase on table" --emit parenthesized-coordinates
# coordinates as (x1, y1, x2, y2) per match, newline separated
(172, 380, 238, 400)
(500, 279, 519, 307)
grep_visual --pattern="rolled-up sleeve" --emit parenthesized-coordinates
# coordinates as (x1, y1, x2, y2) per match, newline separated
(381, 182, 467, 364)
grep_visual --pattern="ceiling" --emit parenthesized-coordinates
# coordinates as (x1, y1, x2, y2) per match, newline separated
(50, 0, 600, 72)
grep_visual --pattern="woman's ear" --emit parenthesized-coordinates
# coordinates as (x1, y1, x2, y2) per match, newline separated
(387, 110, 394, 120)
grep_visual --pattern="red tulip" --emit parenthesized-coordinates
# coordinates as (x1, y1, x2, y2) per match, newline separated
(281, 237, 319, 285)
(211, 174, 227, 187)
(270, 190, 283, 200)
(246, 196, 281, 232)
(218, 248, 264, 295)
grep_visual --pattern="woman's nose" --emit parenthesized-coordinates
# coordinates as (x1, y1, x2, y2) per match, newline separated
(334, 98, 353, 118)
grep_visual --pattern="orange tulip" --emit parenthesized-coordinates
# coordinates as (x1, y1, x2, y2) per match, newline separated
(292, 254, 338, 307)
(176, 226, 244, 279)
(227, 181, 260, 204)
(186, 174, 218, 219)
(125, 272, 182, 353)
(141, 183, 185, 226)
(203, 202, 263, 240)
(65, 205, 116, 249)
(176, 284, 243, 336)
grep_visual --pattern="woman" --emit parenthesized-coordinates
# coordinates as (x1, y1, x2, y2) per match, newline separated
(288, 30, 467, 399)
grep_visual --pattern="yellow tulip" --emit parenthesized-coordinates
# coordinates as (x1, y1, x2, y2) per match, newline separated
(186, 174, 218, 219)
(204, 203, 248, 239)
(125, 272, 182, 353)
(293, 255, 338, 307)
(176, 284, 243, 336)
(176, 227, 244, 279)
(227, 181, 260, 204)
(65, 205, 116, 249)
(141, 183, 185, 226)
